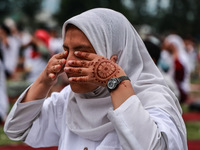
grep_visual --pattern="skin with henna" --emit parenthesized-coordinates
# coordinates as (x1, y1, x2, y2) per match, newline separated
(22, 25, 135, 109)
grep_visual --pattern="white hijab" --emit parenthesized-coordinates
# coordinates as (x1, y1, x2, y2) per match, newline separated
(164, 34, 191, 92)
(62, 8, 185, 141)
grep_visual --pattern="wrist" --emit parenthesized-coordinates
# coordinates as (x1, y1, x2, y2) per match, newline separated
(107, 76, 130, 92)
(110, 79, 134, 109)
(41, 70, 57, 86)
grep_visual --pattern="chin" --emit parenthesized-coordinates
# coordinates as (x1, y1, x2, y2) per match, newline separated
(69, 83, 98, 93)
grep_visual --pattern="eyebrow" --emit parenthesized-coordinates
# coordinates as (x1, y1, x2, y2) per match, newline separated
(63, 44, 92, 51)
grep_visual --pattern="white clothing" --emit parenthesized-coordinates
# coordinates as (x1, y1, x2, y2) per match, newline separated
(21, 33, 48, 83)
(1, 36, 20, 74)
(49, 37, 63, 54)
(164, 34, 191, 93)
(62, 8, 186, 144)
(0, 60, 9, 120)
(5, 86, 186, 150)
(22, 38, 48, 83)
(4, 8, 187, 150)
(158, 51, 180, 99)
(24, 48, 47, 83)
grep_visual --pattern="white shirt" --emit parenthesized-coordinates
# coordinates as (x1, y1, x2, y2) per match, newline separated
(1, 36, 20, 74)
(4, 86, 187, 150)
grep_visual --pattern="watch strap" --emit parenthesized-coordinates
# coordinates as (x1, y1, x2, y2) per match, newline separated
(107, 76, 130, 92)
(117, 76, 130, 83)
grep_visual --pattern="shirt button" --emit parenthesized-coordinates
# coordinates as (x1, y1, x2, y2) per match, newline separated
(84, 147, 88, 150)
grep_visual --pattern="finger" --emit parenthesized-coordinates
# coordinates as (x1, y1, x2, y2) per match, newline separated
(55, 51, 68, 59)
(110, 55, 118, 63)
(64, 67, 87, 76)
(49, 73, 56, 80)
(74, 51, 95, 60)
(68, 76, 88, 83)
(52, 65, 62, 73)
(52, 58, 66, 66)
(68, 60, 93, 68)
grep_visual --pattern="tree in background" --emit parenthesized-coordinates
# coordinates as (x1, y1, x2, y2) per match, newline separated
(0, 0, 42, 30)
(54, 0, 131, 27)
(1, 0, 200, 37)
(55, 0, 200, 37)
(158, 0, 200, 36)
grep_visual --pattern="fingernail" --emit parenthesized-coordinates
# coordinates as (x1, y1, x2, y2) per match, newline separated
(74, 51, 79, 55)
(68, 60, 73, 64)
(62, 59, 66, 63)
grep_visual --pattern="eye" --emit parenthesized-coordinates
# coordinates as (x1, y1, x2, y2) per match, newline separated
(63, 46, 69, 52)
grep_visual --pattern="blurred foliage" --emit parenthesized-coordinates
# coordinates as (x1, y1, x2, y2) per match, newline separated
(1, 0, 200, 36)
(158, 0, 200, 36)
(0, 0, 41, 18)
(54, 0, 130, 26)
(54, 0, 200, 37)
(0, 0, 41, 30)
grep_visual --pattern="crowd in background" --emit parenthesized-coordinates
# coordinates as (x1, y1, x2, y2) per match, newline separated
(0, 19, 200, 124)
(0, 19, 69, 124)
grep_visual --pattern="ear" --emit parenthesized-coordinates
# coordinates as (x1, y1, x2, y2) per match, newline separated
(110, 55, 118, 63)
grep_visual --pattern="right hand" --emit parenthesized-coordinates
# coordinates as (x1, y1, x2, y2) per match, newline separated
(42, 51, 68, 86)
(64, 51, 125, 87)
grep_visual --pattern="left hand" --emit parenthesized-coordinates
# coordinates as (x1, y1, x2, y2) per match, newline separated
(64, 51, 125, 87)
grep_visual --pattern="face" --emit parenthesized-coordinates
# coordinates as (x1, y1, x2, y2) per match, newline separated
(63, 25, 99, 93)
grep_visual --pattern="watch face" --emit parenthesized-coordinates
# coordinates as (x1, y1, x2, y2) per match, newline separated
(107, 78, 118, 90)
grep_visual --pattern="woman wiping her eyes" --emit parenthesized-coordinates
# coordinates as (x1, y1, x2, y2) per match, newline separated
(4, 8, 187, 150)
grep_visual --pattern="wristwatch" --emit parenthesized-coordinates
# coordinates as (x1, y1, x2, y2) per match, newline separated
(107, 76, 130, 92)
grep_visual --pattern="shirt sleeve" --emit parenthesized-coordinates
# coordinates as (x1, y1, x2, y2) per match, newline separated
(4, 87, 45, 141)
(107, 95, 187, 150)
(4, 86, 63, 148)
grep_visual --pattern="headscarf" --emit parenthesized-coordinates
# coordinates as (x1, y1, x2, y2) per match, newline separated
(62, 8, 185, 141)
(164, 34, 191, 93)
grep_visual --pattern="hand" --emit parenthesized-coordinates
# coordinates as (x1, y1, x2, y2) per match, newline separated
(42, 51, 68, 85)
(64, 51, 125, 87)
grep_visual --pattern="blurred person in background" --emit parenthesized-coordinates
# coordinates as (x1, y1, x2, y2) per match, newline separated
(0, 23, 20, 78)
(49, 27, 69, 88)
(4, 8, 187, 150)
(144, 35, 180, 99)
(49, 27, 63, 55)
(0, 43, 9, 124)
(161, 34, 191, 103)
(21, 29, 52, 83)
(183, 36, 197, 74)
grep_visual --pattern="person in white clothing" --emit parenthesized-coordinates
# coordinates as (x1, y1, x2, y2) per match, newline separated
(162, 34, 191, 103)
(4, 8, 187, 150)
(0, 24, 20, 78)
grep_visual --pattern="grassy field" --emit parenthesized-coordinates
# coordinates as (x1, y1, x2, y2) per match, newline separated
(186, 121, 200, 140)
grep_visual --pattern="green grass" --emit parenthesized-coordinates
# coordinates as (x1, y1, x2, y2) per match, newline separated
(0, 125, 22, 146)
(186, 121, 200, 140)
(181, 101, 200, 140)
(181, 104, 190, 113)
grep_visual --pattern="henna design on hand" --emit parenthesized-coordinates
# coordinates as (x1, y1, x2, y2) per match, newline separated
(93, 58, 119, 84)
